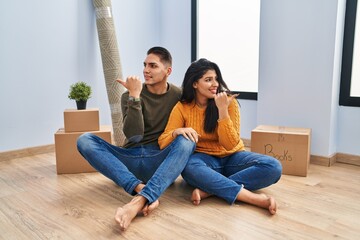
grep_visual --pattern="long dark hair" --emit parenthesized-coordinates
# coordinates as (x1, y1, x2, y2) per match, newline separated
(181, 58, 230, 133)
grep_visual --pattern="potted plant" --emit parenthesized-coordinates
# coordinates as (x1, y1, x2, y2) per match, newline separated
(68, 81, 92, 110)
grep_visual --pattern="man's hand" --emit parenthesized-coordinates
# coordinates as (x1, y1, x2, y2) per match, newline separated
(172, 128, 200, 143)
(117, 76, 143, 98)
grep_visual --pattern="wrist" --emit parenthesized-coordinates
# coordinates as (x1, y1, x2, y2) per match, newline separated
(129, 96, 140, 102)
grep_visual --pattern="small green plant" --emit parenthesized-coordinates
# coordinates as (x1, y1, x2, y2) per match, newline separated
(68, 81, 92, 101)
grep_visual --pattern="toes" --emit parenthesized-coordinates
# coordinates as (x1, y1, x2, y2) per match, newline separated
(268, 197, 277, 215)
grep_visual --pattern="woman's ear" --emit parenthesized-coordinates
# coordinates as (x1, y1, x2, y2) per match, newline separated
(192, 82, 198, 89)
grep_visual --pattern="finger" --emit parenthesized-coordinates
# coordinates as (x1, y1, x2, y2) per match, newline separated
(185, 131, 197, 142)
(188, 133, 196, 142)
(116, 79, 126, 87)
(191, 132, 199, 142)
(182, 133, 190, 141)
(191, 131, 200, 142)
(186, 132, 196, 142)
(231, 93, 240, 100)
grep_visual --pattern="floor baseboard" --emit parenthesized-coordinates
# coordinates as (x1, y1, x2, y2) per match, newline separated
(310, 154, 337, 167)
(336, 152, 360, 166)
(0, 144, 55, 162)
(1, 141, 359, 167)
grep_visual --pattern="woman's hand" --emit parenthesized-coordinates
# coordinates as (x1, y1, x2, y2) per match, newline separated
(214, 92, 238, 109)
(172, 128, 200, 143)
(214, 92, 239, 120)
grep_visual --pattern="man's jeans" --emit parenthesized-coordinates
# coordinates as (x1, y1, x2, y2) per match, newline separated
(181, 151, 282, 204)
(77, 133, 196, 204)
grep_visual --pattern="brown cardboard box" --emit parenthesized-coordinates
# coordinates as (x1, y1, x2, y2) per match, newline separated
(54, 125, 112, 174)
(251, 125, 311, 177)
(64, 108, 99, 132)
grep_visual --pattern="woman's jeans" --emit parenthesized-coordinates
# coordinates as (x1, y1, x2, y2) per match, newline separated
(77, 133, 195, 204)
(181, 151, 282, 204)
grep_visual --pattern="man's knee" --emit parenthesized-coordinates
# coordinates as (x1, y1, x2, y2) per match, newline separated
(77, 132, 93, 151)
(174, 135, 196, 152)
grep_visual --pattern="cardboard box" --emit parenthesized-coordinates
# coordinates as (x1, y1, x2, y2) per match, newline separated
(64, 108, 99, 132)
(251, 125, 311, 177)
(54, 125, 112, 174)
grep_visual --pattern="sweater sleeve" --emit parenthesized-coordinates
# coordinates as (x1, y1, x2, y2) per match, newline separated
(158, 102, 185, 149)
(217, 99, 241, 151)
(121, 92, 144, 142)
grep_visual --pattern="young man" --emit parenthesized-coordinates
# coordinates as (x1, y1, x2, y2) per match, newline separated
(77, 47, 196, 231)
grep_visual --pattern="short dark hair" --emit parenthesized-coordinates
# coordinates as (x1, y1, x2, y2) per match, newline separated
(147, 46, 172, 66)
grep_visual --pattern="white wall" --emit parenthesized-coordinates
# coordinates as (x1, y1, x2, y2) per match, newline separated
(258, 0, 346, 157)
(1, 0, 359, 157)
(0, 0, 190, 152)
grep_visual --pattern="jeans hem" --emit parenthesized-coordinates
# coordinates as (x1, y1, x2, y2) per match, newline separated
(230, 184, 244, 205)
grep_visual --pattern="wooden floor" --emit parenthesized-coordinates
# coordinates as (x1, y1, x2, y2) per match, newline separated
(1, 152, 360, 240)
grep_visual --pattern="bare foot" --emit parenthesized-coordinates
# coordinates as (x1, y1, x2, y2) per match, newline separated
(141, 199, 160, 216)
(191, 188, 211, 205)
(237, 189, 277, 215)
(252, 193, 277, 215)
(114, 195, 147, 231)
(265, 195, 277, 215)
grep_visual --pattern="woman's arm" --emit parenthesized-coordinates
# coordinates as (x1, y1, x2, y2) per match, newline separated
(217, 98, 241, 151)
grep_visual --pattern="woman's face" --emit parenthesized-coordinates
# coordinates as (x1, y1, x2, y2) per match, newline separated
(193, 69, 219, 99)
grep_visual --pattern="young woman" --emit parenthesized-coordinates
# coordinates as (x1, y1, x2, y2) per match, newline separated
(158, 58, 282, 214)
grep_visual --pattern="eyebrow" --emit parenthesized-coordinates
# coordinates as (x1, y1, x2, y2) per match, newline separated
(144, 61, 158, 65)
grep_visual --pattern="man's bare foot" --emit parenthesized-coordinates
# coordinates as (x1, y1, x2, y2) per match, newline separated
(141, 199, 160, 216)
(114, 195, 147, 231)
(191, 188, 211, 205)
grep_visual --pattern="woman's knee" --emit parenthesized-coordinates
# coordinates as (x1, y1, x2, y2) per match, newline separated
(268, 156, 283, 180)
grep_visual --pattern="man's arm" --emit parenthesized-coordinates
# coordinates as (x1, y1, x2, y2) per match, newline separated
(121, 92, 144, 143)
(118, 76, 145, 143)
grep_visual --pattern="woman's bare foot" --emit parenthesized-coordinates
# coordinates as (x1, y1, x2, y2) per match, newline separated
(114, 195, 147, 231)
(237, 189, 277, 215)
(253, 193, 277, 215)
(191, 188, 211, 205)
(141, 199, 160, 216)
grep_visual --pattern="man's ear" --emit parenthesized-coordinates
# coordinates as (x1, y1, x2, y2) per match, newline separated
(167, 67, 172, 76)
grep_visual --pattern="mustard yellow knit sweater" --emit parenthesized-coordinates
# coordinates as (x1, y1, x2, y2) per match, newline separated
(158, 99, 245, 157)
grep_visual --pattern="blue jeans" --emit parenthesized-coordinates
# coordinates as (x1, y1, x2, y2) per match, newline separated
(77, 133, 196, 204)
(181, 151, 282, 204)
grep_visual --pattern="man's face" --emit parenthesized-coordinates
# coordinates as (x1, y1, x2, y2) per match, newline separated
(143, 53, 171, 86)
